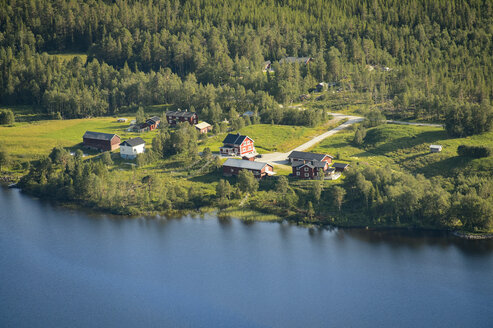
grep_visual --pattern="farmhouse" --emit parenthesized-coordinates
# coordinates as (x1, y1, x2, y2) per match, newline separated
(120, 137, 145, 159)
(289, 151, 334, 180)
(220, 133, 256, 156)
(430, 145, 442, 153)
(222, 158, 274, 178)
(195, 122, 212, 134)
(146, 116, 161, 130)
(166, 110, 198, 126)
(83, 131, 121, 152)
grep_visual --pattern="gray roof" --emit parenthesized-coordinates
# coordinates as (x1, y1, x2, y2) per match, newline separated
(120, 137, 145, 147)
(83, 131, 118, 141)
(223, 133, 253, 145)
(288, 151, 332, 161)
(333, 163, 349, 169)
(279, 57, 311, 65)
(166, 110, 196, 118)
(223, 159, 271, 171)
(147, 116, 161, 123)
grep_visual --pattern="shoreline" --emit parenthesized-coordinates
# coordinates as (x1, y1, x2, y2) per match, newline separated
(2, 183, 492, 239)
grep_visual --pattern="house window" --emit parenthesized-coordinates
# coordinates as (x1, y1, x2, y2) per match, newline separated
(296, 171, 300, 176)
(304, 167, 309, 171)
(231, 168, 234, 173)
(243, 148, 246, 152)
(305, 173, 309, 177)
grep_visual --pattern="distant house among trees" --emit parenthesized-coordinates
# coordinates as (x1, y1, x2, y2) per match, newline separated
(145, 116, 161, 130)
(195, 122, 212, 134)
(222, 158, 274, 178)
(220, 133, 256, 156)
(120, 137, 145, 159)
(166, 110, 198, 126)
(83, 131, 121, 151)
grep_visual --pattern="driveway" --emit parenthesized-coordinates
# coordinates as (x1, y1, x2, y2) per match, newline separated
(261, 113, 364, 164)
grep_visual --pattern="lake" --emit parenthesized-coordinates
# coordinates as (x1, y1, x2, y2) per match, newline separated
(1, 187, 492, 327)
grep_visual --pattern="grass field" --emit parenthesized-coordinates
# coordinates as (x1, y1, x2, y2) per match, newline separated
(199, 120, 342, 154)
(48, 53, 88, 64)
(309, 124, 493, 177)
(0, 117, 160, 161)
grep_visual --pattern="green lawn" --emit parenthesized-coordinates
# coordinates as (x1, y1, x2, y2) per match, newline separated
(0, 117, 160, 161)
(309, 124, 493, 177)
(200, 121, 342, 154)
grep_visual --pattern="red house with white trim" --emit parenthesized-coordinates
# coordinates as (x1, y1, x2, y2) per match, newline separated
(220, 133, 256, 156)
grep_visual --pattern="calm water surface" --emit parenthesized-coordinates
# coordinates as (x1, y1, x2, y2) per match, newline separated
(1, 188, 492, 327)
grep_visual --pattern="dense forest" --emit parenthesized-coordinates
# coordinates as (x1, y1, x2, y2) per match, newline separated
(1, 0, 492, 125)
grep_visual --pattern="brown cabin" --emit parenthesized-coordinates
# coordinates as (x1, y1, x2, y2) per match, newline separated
(166, 110, 198, 126)
(83, 131, 121, 151)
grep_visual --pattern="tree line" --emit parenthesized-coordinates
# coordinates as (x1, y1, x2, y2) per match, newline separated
(0, 0, 491, 128)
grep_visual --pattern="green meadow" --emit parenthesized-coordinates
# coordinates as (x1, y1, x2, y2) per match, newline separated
(0, 117, 160, 161)
(309, 124, 493, 177)
(199, 120, 342, 154)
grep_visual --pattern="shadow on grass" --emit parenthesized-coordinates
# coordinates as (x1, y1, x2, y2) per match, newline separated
(188, 171, 226, 184)
(366, 130, 446, 156)
(418, 156, 473, 177)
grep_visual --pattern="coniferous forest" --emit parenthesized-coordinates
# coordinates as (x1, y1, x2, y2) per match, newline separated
(1, 0, 493, 233)
(1, 0, 492, 123)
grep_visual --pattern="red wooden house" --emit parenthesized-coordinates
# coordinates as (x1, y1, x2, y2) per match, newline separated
(222, 159, 274, 179)
(83, 131, 121, 151)
(166, 110, 198, 126)
(220, 134, 256, 156)
(289, 151, 334, 179)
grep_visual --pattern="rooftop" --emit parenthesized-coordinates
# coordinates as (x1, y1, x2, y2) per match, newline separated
(222, 133, 253, 145)
(223, 158, 271, 171)
(195, 122, 212, 129)
(288, 151, 332, 161)
(83, 131, 118, 141)
(121, 137, 145, 147)
(166, 110, 196, 118)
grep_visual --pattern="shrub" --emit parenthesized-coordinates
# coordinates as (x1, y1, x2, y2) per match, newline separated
(0, 109, 15, 125)
(457, 145, 492, 158)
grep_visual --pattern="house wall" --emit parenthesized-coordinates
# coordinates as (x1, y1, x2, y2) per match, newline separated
(222, 166, 268, 178)
(83, 136, 120, 152)
(293, 166, 317, 179)
(166, 115, 198, 126)
(120, 144, 145, 158)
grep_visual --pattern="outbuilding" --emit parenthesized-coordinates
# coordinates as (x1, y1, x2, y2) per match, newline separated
(430, 145, 442, 153)
(120, 137, 146, 159)
(195, 122, 212, 134)
(83, 131, 121, 152)
(222, 159, 274, 178)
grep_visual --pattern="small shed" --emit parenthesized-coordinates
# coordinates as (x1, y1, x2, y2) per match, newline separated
(332, 163, 350, 172)
(117, 118, 127, 123)
(195, 122, 212, 134)
(430, 145, 442, 153)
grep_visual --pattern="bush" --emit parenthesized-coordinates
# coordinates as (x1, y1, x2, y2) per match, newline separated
(0, 109, 15, 125)
(457, 145, 492, 158)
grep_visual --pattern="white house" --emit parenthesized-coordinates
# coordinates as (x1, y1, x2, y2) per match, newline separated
(120, 137, 146, 159)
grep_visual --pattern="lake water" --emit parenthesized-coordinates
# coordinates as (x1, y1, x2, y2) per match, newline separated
(1, 187, 492, 327)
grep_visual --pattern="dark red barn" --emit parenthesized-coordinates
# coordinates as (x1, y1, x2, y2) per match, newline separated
(83, 131, 121, 152)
